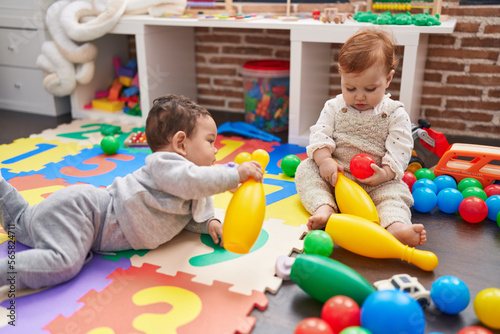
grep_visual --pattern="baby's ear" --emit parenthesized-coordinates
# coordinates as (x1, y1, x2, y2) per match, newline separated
(171, 131, 187, 155)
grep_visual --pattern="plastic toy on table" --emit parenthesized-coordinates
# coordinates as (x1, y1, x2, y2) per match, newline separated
(217, 121, 281, 142)
(433, 143, 500, 188)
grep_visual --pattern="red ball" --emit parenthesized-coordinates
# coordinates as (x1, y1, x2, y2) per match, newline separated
(294, 318, 334, 334)
(402, 171, 418, 192)
(459, 197, 488, 223)
(484, 184, 500, 198)
(350, 154, 375, 179)
(456, 326, 493, 334)
(321, 295, 361, 333)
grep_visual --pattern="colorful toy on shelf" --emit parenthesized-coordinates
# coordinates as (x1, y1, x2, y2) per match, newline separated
(335, 172, 379, 223)
(288, 253, 376, 305)
(124, 131, 148, 147)
(222, 149, 269, 254)
(434, 143, 500, 188)
(349, 154, 375, 179)
(325, 213, 439, 271)
(217, 121, 281, 143)
(373, 273, 432, 308)
(474, 287, 500, 329)
(360, 290, 425, 334)
(430, 275, 470, 315)
(320, 7, 353, 24)
(412, 12, 441, 26)
(91, 57, 141, 116)
(366, 0, 442, 16)
(321, 295, 361, 333)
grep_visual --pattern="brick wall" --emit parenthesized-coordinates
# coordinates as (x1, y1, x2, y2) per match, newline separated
(194, 0, 500, 139)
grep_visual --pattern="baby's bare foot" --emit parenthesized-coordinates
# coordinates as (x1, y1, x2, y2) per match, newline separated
(386, 222, 427, 247)
(308, 205, 335, 230)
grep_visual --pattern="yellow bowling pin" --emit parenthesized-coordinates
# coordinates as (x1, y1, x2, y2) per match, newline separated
(325, 213, 438, 271)
(223, 149, 269, 254)
(335, 172, 379, 224)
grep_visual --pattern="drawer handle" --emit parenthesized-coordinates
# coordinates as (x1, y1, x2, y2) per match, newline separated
(14, 83, 21, 89)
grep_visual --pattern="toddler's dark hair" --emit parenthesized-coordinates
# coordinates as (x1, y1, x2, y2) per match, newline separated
(146, 94, 212, 152)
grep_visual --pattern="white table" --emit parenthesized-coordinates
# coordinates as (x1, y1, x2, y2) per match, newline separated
(70, 15, 456, 145)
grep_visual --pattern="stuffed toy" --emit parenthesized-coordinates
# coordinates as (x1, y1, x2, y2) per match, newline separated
(37, 0, 187, 97)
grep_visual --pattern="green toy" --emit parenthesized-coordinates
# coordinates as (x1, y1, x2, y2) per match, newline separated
(303, 230, 334, 257)
(353, 11, 379, 23)
(100, 124, 122, 136)
(289, 253, 375, 305)
(412, 12, 441, 26)
(281, 154, 301, 177)
(100, 135, 120, 155)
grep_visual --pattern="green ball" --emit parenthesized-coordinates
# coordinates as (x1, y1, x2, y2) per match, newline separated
(281, 154, 301, 177)
(303, 230, 334, 257)
(497, 210, 500, 229)
(340, 327, 372, 334)
(462, 186, 487, 200)
(100, 136, 120, 155)
(414, 168, 435, 181)
(458, 178, 483, 192)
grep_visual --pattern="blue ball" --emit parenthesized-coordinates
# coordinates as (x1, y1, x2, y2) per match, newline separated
(485, 195, 500, 221)
(434, 175, 457, 193)
(437, 188, 463, 214)
(412, 187, 438, 213)
(361, 290, 425, 334)
(430, 276, 470, 314)
(412, 178, 438, 194)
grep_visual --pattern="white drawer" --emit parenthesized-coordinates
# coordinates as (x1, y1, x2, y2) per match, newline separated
(0, 65, 66, 115)
(0, 27, 44, 67)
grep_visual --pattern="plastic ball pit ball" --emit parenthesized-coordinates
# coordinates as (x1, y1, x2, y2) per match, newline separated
(321, 295, 360, 333)
(456, 326, 493, 334)
(100, 136, 120, 155)
(304, 230, 334, 257)
(412, 187, 437, 213)
(437, 188, 463, 214)
(459, 197, 488, 223)
(461, 187, 487, 201)
(412, 178, 437, 194)
(402, 171, 417, 192)
(350, 154, 375, 179)
(433, 175, 457, 193)
(485, 195, 500, 221)
(484, 184, 500, 197)
(414, 168, 435, 181)
(430, 276, 470, 315)
(457, 178, 483, 192)
(360, 290, 425, 334)
(474, 288, 500, 329)
(294, 317, 334, 334)
(281, 154, 301, 177)
(340, 328, 372, 334)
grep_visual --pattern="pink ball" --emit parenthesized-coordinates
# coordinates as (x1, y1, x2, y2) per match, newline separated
(321, 295, 361, 333)
(350, 154, 375, 179)
(459, 197, 488, 223)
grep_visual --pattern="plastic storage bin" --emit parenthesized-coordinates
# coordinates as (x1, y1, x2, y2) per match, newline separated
(241, 59, 290, 133)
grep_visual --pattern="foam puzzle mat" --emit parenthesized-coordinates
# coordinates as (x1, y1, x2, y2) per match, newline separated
(0, 119, 309, 333)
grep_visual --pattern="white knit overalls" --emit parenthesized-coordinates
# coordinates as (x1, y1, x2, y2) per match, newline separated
(295, 96, 413, 228)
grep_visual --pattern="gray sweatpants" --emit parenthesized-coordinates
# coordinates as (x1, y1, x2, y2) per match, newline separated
(0, 178, 130, 289)
(295, 158, 414, 228)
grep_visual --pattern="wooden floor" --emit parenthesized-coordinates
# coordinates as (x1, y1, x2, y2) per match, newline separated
(1, 109, 500, 333)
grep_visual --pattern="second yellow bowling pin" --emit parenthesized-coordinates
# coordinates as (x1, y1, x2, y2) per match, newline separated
(335, 172, 379, 223)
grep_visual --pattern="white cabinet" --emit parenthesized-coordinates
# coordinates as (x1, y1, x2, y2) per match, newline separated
(0, 0, 70, 116)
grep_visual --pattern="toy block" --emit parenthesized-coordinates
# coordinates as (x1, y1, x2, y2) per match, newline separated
(94, 90, 109, 99)
(108, 79, 122, 101)
(117, 66, 137, 78)
(125, 58, 137, 69)
(123, 85, 139, 97)
(92, 98, 125, 112)
(119, 75, 134, 87)
(132, 73, 139, 86)
(112, 56, 121, 76)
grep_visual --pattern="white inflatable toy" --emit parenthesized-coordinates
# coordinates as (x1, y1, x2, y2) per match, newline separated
(37, 0, 187, 96)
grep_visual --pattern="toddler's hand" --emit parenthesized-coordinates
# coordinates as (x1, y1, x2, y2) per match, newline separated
(356, 164, 394, 186)
(319, 159, 344, 186)
(208, 219, 223, 245)
(237, 161, 264, 183)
